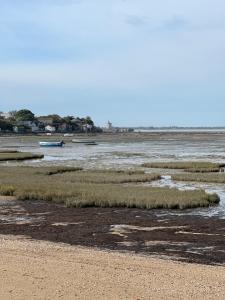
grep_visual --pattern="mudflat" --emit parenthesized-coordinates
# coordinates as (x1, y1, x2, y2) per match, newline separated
(0, 236, 225, 300)
(1, 199, 225, 265)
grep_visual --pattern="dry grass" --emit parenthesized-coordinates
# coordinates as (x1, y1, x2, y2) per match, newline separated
(55, 169, 161, 184)
(0, 185, 15, 196)
(0, 150, 18, 153)
(142, 161, 225, 173)
(172, 173, 225, 184)
(0, 166, 219, 209)
(39, 167, 83, 176)
(0, 151, 44, 161)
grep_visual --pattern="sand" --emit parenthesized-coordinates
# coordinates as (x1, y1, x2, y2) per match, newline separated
(0, 235, 225, 300)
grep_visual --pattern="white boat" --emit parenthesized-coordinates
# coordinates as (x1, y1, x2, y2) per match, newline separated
(39, 141, 65, 147)
(72, 139, 98, 145)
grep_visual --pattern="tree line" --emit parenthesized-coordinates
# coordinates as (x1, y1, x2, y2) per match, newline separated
(0, 109, 101, 133)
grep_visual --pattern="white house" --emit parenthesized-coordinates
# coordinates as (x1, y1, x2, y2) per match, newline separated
(0, 112, 11, 119)
(18, 121, 39, 132)
(45, 125, 56, 133)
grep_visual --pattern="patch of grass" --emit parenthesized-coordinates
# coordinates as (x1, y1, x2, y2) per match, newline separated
(0, 151, 44, 161)
(54, 169, 161, 184)
(172, 173, 225, 183)
(142, 161, 225, 173)
(15, 184, 219, 210)
(0, 185, 15, 196)
(39, 167, 83, 176)
(89, 169, 146, 175)
(0, 150, 19, 153)
(0, 166, 219, 209)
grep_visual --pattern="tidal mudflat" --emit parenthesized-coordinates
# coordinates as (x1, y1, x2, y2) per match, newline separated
(1, 132, 225, 266)
(1, 198, 225, 265)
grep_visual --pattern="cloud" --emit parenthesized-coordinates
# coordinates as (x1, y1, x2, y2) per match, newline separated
(0, 0, 225, 126)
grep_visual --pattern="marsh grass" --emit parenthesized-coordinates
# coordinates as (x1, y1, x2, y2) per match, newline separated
(172, 173, 225, 184)
(40, 167, 83, 176)
(0, 166, 219, 209)
(0, 150, 18, 153)
(0, 151, 44, 161)
(54, 170, 161, 184)
(142, 161, 225, 173)
(0, 185, 15, 196)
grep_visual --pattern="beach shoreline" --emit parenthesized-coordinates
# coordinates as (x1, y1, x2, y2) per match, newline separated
(0, 235, 225, 300)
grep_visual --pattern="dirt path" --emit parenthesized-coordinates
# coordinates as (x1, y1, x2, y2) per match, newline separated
(0, 236, 225, 300)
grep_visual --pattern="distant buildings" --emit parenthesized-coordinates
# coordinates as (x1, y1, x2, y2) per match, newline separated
(45, 125, 56, 133)
(0, 110, 100, 134)
(0, 112, 11, 119)
(102, 121, 115, 133)
(107, 121, 113, 130)
(102, 121, 134, 133)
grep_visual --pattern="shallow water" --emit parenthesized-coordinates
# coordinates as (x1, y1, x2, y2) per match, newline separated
(148, 176, 225, 219)
(1, 134, 225, 218)
(1, 137, 225, 168)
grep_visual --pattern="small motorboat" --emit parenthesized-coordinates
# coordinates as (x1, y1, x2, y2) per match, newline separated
(39, 141, 65, 147)
(72, 139, 98, 145)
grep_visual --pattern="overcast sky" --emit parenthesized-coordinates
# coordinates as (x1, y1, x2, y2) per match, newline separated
(0, 0, 225, 126)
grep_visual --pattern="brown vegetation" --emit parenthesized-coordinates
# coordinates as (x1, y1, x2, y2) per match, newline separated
(142, 161, 225, 173)
(172, 172, 225, 183)
(0, 166, 219, 209)
(0, 151, 44, 161)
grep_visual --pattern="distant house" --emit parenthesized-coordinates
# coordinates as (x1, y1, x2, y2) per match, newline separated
(45, 125, 56, 133)
(0, 112, 11, 119)
(58, 123, 72, 133)
(82, 124, 93, 132)
(18, 121, 40, 132)
(37, 117, 54, 126)
(13, 125, 31, 134)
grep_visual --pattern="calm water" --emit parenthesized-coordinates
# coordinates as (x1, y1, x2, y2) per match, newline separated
(1, 135, 225, 218)
(1, 137, 225, 167)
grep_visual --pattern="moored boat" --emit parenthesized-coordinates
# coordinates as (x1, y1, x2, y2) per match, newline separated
(39, 141, 65, 147)
(72, 139, 98, 145)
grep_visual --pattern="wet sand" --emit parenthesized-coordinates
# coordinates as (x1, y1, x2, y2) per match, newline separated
(1, 198, 225, 265)
(1, 235, 225, 300)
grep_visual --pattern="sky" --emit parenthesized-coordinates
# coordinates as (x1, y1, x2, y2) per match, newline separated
(0, 0, 225, 127)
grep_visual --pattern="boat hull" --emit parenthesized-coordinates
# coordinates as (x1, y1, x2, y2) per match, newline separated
(39, 141, 64, 147)
(72, 139, 97, 145)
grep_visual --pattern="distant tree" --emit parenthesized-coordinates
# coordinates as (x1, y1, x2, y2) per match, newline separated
(0, 119, 13, 131)
(15, 109, 35, 122)
(63, 116, 74, 124)
(46, 114, 63, 124)
(85, 116, 94, 126)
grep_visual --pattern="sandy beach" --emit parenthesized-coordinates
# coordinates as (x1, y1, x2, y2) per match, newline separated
(0, 235, 225, 300)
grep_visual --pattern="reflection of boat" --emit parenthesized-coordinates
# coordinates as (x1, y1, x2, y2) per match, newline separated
(72, 139, 98, 146)
(39, 141, 65, 147)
